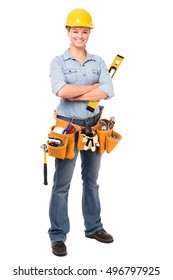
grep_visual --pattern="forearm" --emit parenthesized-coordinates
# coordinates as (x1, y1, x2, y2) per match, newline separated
(69, 88, 108, 101)
(57, 83, 98, 98)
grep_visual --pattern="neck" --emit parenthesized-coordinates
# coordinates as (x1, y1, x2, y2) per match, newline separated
(69, 45, 86, 64)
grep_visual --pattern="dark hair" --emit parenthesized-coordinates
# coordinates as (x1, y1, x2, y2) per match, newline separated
(66, 26, 71, 31)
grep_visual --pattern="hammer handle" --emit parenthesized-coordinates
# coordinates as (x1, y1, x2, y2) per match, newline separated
(43, 151, 48, 185)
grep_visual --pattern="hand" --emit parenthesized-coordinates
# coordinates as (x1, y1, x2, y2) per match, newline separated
(92, 83, 99, 89)
(67, 97, 77, 101)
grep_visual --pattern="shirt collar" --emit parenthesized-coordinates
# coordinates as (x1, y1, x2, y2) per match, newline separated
(62, 49, 96, 63)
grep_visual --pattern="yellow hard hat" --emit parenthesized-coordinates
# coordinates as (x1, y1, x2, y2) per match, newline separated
(65, 8, 94, 28)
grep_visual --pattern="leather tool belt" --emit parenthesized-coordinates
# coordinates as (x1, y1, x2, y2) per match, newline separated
(47, 116, 122, 160)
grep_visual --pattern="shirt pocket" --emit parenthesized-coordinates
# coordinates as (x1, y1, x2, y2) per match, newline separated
(92, 69, 101, 83)
(64, 68, 77, 84)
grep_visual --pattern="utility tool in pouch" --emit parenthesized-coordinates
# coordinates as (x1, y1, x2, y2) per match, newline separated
(86, 54, 124, 112)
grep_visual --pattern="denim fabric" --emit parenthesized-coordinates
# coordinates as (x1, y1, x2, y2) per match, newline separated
(48, 116, 103, 242)
(50, 49, 114, 119)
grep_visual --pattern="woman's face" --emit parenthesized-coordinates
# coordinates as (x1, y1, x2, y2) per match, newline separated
(68, 27, 90, 48)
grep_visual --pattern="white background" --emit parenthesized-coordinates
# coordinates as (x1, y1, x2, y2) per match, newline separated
(0, 0, 173, 279)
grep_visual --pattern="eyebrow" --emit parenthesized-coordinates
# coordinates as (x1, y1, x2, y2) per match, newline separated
(72, 28, 89, 32)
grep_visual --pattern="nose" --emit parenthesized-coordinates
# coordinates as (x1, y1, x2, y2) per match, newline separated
(78, 32, 82, 38)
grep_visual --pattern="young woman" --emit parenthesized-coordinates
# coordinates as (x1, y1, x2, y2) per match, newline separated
(49, 8, 114, 256)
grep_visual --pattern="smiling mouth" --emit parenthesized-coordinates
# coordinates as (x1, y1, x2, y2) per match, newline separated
(76, 40, 84, 43)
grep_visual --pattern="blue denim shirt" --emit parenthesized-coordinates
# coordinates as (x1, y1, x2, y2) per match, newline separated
(50, 49, 114, 119)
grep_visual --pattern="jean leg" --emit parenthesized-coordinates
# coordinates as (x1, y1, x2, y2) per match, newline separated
(80, 149, 103, 235)
(48, 150, 78, 242)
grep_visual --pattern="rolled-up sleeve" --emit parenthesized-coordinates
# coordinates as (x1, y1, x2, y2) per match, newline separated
(98, 58, 114, 99)
(50, 57, 67, 95)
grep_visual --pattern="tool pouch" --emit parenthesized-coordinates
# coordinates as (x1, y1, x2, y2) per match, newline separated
(47, 118, 76, 160)
(105, 131, 122, 153)
(77, 132, 86, 150)
(47, 117, 122, 158)
(96, 119, 122, 155)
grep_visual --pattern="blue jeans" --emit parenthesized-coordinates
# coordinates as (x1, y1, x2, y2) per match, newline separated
(48, 113, 103, 242)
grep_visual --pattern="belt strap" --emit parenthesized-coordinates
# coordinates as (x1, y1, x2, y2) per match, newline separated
(57, 112, 100, 127)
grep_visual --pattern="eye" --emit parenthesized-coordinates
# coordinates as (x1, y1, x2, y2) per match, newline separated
(83, 31, 89, 36)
